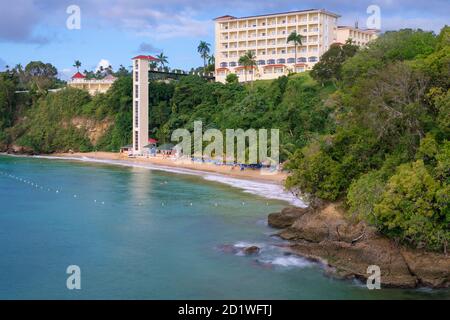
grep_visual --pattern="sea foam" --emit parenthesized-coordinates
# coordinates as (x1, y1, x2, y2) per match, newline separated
(30, 155, 307, 207)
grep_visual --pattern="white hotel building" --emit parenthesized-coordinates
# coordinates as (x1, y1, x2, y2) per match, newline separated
(214, 9, 378, 83)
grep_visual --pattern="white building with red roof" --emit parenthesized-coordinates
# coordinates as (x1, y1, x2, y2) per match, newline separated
(68, 71, 117, 95)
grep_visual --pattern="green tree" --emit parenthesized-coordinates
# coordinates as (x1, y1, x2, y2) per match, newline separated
(374, 160, 449, 252)
(238, 51, 257, 84)
(156, 52, 169, 69)
(197, 41, 211, 71)
(287, 31, 303, 68)
(311, 40, 359, 85)
(225, 73, 239, 84)
(24, 61, 58, 92)
(73, 60, 81, 72)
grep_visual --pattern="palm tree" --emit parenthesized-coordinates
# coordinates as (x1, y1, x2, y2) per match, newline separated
(73, 60, 81, 72)
(287, 31, 303, 70)
(238, 51, 257, 85)
(197, 41, 211, 71)
(149, 61, 158, 70)
(205, 54, 215, 73)
(156, 52, 168, 69)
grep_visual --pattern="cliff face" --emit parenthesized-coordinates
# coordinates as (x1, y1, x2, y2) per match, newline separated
(68, 117, 112, 145)
(268, 204, 450, 288)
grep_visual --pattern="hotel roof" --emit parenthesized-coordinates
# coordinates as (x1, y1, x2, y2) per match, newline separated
(337, 26, 380, 33)
(132, 55, 159, 61)
(214, 9, 341, 21)
(71, 72, 86, 79)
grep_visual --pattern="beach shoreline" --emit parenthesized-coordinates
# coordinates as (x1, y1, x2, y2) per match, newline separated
(51, 151, 289, 184)
(14, 151, 305, 207)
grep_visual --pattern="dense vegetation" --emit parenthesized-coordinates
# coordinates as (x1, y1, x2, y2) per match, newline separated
(287, 28, 449, 252)
(0, 27, 448, 252)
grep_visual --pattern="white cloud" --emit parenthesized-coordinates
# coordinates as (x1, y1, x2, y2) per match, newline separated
(100, 6, 212, 39)
(95, 59, 111, 72)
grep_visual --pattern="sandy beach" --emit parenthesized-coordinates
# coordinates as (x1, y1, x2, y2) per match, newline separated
(52, 152, 288, 184)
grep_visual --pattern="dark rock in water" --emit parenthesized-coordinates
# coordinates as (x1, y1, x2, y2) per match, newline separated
(270, 202, 450, 289)
(268, 206, 311, 229)
(243, 246, 260, 255)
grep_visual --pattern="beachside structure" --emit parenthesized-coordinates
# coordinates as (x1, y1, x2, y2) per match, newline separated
(132, 55, 158, 155)
(68, 72, 117, 95)
(214, 9, 379, 83)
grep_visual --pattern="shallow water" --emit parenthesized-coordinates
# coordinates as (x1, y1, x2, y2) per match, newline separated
(0, 155, 448, 299)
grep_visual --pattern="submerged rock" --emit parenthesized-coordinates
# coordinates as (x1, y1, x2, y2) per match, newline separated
(243, 246, 260, 255)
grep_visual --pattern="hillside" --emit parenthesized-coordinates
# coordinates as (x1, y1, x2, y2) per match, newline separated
(0, 27, 448, 254)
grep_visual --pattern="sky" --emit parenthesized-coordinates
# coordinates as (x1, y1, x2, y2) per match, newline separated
(0, 0, 448, 79)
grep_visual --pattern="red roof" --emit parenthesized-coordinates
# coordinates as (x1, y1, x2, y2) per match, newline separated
(216, 67, 230, 71)
(294, 63, 307, 67)
(71, 72, 86, 79)
(132, 55, 158, 61)
(235, 66, 256, 70)
(148, 138, 158, 144)
(263, 64, 286, 68)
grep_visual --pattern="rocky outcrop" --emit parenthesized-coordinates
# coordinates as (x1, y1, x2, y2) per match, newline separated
(269, 203, 450, 288)
(268, 206, 311, 228)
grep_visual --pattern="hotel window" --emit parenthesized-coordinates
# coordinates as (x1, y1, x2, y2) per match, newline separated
(257, 60, 266, 65)
(267, 59, 275, 65)
(220, 62, 228, 68)
(275, 67, 284, 73)
(134, 131, 139, 150)
(308, 56, 318, 62)
(229, 62, 237, 67)
(287, 58, 295, 64)
(277, 58, 286, 64)
(298, 57, 307, 62)
(134, 60, 139, 69)
(135, 85, 139, 98)
(135, 71, 139, 82)
(134, 101, 139, 127)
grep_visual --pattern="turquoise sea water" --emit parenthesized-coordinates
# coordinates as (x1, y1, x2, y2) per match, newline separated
(0, 155, 448, 299)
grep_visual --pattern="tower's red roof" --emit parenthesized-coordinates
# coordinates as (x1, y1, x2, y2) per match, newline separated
(148, 138, 158, 144)
(132, 55, 158, 61)
(71, 72, 86, 79)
